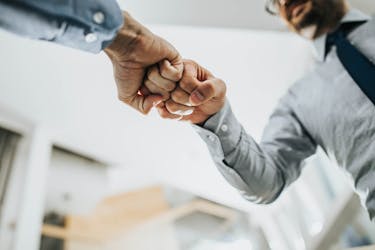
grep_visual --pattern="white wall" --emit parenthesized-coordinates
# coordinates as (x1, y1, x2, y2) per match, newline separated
(0, 25, 314, 212)
(44, 149, 109, 215)
(117, 0, 375, 31)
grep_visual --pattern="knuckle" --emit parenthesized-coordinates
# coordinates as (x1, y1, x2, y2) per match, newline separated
(179, 79, 191, 92)
(162, 92, 170, 101)
(160, 67, 172, 78)
(202, 82, 215, 95)
(161, 67, 182, 82)
(165, 100, 178, 112)
(168, 82, 177, 91)
(147, 68, 159, 81)
(171, 90, 188, 104)
(171, 90, 182, 101)
(164, 82, 176, 92)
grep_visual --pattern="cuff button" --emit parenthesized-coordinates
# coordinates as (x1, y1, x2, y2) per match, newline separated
(85, 33, 98, 43)
(93, 11, 105, 25)
(221, 124, 228, 132)
(208, 135, 216, 142)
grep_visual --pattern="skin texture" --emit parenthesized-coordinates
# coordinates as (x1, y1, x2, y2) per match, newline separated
(104, 11, 183, 114)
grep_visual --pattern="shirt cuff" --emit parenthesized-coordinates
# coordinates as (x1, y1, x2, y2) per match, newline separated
(196, 100, 242, 156)
(55, 6, 123, 53)
(192, 103, 259, 200)
(0, 0, 124, 53)
(55, 20, 121, 53)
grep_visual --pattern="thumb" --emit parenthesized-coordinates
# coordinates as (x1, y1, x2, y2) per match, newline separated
(189, 78, 225, 106)
(131, 95, 163, 115)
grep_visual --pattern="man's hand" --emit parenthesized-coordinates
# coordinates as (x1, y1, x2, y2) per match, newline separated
(146, 60, 226, 124)
(104, 12, 183, 114)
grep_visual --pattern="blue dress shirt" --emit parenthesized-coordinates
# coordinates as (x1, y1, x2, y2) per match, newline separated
(0, 0, 123, 53)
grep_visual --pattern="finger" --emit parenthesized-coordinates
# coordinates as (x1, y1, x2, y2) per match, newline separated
(179, 60, 214, 93)
(159, 59, 184, 82)
(171, 87, 192, 106)
(114, 66, 146, 113)
(190, 78, 226, 106)
(179, 75, 200, 94)
(165, 99, 194, 116)
(140, 85, 151, 96)
(157, 39, 184, 80)
(144, 79, 170, 101)
(157, 105, 184, 120)
(122, 94, 163, 115)
(147, 65, 176, 92)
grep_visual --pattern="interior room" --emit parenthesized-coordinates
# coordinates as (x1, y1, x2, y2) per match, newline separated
(0, 0, 375, 249)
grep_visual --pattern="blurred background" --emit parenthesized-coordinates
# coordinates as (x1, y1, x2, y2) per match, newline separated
(0, 0, 375, 250)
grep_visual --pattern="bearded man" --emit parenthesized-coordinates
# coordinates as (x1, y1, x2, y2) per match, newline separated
(145, 0, 375, 221)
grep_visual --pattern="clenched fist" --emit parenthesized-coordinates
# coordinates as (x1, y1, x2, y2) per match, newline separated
(105, 12, 183, 114)
(144, 60, 226, 124)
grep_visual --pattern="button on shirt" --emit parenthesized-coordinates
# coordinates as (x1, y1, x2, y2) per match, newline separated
(194, 9, 375, 220)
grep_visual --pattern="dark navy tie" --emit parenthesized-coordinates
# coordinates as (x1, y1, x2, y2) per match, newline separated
(326, 22, 375, 105)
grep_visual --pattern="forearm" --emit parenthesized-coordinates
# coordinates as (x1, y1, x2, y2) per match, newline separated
(0, 0, 123, 53)
(194, 100, 286, 203)
(194, 98, 317, 203)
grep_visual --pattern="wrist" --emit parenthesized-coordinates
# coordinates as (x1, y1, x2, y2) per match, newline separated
(194, 116, 212, 126)
(193, 102, 226, 125)
(104, 11, 145, 60)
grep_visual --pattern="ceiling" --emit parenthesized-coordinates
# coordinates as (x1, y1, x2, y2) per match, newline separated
(118, 0, 375, 31)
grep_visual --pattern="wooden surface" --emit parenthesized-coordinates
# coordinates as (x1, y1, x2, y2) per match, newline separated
(348, 246, 375, 250)
(42, 186, 170, 242)
(41, 186, 237, 246)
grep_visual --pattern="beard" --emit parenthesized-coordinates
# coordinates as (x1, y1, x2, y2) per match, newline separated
(291, 0, 347, 38)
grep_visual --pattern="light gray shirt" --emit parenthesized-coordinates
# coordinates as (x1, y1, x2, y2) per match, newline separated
(194, 9, 375, 220)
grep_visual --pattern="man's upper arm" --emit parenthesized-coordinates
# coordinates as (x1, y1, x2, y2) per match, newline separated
(0, 0, 123, 53)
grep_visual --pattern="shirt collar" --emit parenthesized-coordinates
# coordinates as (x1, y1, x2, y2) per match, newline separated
(313, 9, 371, 62)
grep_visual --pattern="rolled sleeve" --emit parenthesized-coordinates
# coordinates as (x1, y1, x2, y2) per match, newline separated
(0, 0, 123, 53)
